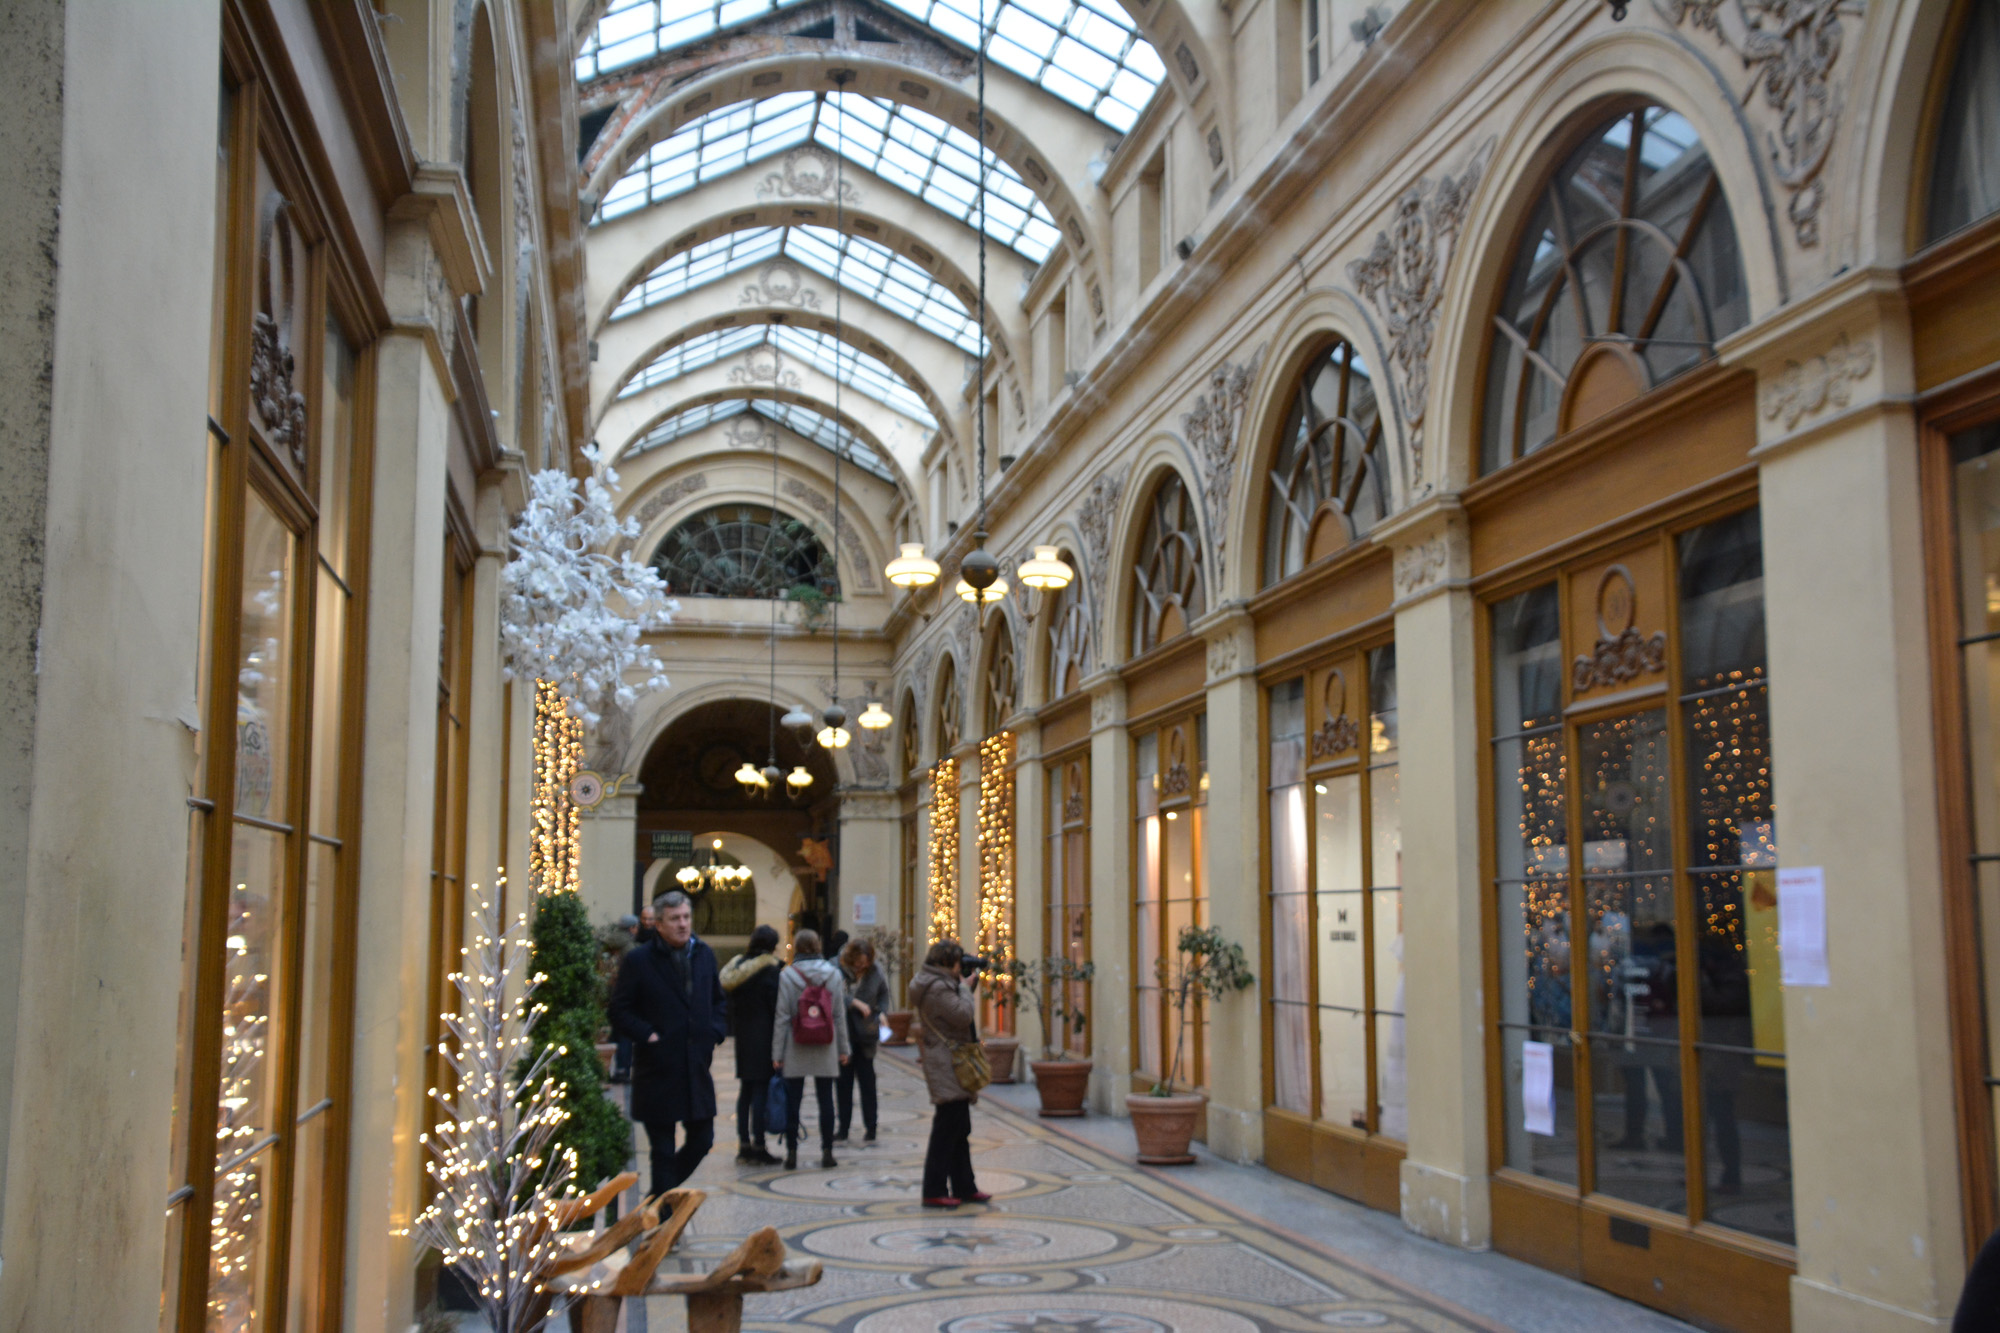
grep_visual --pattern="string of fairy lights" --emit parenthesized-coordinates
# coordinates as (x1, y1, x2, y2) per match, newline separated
(977, 732, 1017, 1011)
(530, 680, 585, 897)
(929, 757, 959, 942)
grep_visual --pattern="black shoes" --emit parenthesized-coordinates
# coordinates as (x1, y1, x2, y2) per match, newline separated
(784, 1148, 798, 1169)
(833, 1130, 850, 1143)
(735, 1144, 760, 1164)
(754, 1145, 782, 1165)
(820, 1150, 838, 1169)
(864, 1128, 877, 1142)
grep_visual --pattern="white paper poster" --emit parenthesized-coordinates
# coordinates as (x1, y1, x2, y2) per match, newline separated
(1778, 866, 1829, 987)
(853, 893, 877, 926)
(1521, 1040, 1556, 1137)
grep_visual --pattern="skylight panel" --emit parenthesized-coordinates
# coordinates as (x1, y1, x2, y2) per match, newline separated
(598, 92, 814, 221)
(620, 325, 767, 396)
(577, 0, 818, 79)
(612, 228, 784, 319)
(785, 226, 983, 353)
(765, 325, 939, 427)
(753, 401, 896, 479)
(625, 399, 751, 456)
(879, 0, 1161, 130)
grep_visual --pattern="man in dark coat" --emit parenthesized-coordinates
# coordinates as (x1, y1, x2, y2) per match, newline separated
(608, 889, 728, 1195)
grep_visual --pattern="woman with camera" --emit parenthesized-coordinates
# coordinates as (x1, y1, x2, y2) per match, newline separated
(907, 940, 990, 1208)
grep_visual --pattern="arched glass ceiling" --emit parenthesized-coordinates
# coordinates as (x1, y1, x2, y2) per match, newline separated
(619, 323, 939, 428)
(612, 224, 983, 354)
(625, 397, 895, 480)
(579, 0, 1162, 131)
(594, 91, 1062, 262)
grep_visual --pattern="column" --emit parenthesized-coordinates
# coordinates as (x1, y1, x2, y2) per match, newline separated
(837, 789, 902, 936)
(341, 219, 453, 1327)
(580, 790, 640, 926)
(956, 740, 981, 951)
(1085, 672, 1131, 1115)
(1014, 719, 1048, 1062)
(1741, 285, 1965, 1330)
(1200, 607, 1263, 1163)
(461, 473, 516, 901)
(1379, 499, 1491, 1249)
(0, 4, 220, 1325)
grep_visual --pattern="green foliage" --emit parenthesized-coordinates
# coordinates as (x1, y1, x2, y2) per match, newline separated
(521, 890, 630, 1190)
(1150, 924, 1255, 1096)
(784, 582, 834, 632)
(1003, 956, 1098, 1059)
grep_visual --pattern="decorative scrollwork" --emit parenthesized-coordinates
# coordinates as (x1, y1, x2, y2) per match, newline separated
(251, 191, 309, 474)
(1572, 565, 1668, 692)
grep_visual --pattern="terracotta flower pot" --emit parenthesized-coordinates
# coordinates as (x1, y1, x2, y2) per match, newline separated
(1029, 1058, 1093, 1117)
(1126, 1092, 1204, 1165)
(981, 1035, 1020, 1084)
(883, 1010, 914, 1046)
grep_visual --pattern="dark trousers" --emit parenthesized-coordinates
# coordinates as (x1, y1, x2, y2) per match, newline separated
(922, 1099, 978, 1199)
(837, 1053, 877, 1137)
(613, 1036, 632, 1077)
(736, 1077, 769, 1145)
(638, 1116, 713, 1197)
(785, 1076, 835, 1153)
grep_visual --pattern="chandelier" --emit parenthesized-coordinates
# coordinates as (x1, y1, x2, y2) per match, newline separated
(676, 839, 753, 893)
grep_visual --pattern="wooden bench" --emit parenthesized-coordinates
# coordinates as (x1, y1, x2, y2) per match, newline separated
(550, 1186, 822, 1333)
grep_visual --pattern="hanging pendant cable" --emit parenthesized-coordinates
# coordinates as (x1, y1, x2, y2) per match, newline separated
(766, 404, 782, 786)
(831, 79, 847, 715)
(952, 1, 1001, 620)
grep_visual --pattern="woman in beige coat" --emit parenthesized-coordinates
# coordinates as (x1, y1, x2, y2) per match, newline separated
(907, 939, 988, 1207)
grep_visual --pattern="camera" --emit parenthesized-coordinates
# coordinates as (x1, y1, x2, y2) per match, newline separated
(958, 954, 987, 977)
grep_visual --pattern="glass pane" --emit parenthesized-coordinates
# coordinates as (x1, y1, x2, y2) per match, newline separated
(310, 569, 347, 837)
(235, 495, 295, 820)
(1697, 1047, 1793, 1244)
(1136, 810, 1160, 1075)
(1927, 0, 2000, 244)
(317, 318, 354, 578)
(1679, 507, 1767, 692)
(1315, 772, 1364, 1126)
(211, 822, 287, 1332)
(1577, 711, 1675, 1034)
(1590, 1034, 1687, 1216)
(1370, 762, 1400, 889)
(1136, 730, 1159, 818)
(1270, 732, 1311, 1113)
(1959, 432, 2000, 857)
(284, 1114, 329, 1333)
(1501, 1027, 1579, 1184)
(1318, 1005, 1368, 1130)
(1492, 585, 1563, 733)
(1162, 805, 1197, 1085)
(1374, 1010, 1406, 1142)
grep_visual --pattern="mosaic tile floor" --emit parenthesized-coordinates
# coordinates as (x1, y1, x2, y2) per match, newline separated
(615, 1051, 1525, 1333)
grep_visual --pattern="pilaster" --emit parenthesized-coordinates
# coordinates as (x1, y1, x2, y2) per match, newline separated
(1012, 716, 1048, 1060)
(1197, 604, 1263, 1163)
(579, 790, 640, 926)
(1380, 499, 1491, 1249)
(1085, 671, 1131, 1115)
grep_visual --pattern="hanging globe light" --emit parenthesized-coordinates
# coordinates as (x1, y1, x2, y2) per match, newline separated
(885, 542, 942, 588)
(817, 702, 852, 750)
(787, 765, 814, 791)
(1017, 545, 1075, 591)
(858, 700, 893, 729)
(734, 759, 765, 789)
(761, 762, 784, 788)
(955, 574, 1009, 604)
(781, 702, 816, 734)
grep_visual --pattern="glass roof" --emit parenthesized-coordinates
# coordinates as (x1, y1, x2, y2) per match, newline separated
(612, 224, 984, 354)
(578, 0, 1161, 132)
(624, 398, 896, 479)
(595, 91, 1063, 262)
(619, 323, 939, 428)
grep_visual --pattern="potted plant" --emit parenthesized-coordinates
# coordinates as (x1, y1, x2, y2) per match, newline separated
(1127, 924, 1254, 1164)
(981, 952, 1022, 1083)
(1008, 956, 1097, 1116)
(858, 925, 915, 1045)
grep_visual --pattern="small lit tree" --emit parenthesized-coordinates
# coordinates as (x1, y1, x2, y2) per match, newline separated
(415, 887, 580, 1333)
(1004, 957, 1097, 1060)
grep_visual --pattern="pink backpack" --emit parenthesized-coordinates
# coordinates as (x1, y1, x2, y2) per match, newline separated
(793, 970, 836, 1046)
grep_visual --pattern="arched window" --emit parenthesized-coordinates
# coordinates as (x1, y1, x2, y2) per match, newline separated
(984, 618, 1018, 733)
(1045, 561, 1090, 700)
(1264, 339, 1387, 586)
(649, 504, 836, 599)
(898, 689, 921, 781)
(1131, 473, 1206, 655)
(1926, 0, 2000, 245)
(937, 658, 963, 753)
(1483, 104, 1748, 473)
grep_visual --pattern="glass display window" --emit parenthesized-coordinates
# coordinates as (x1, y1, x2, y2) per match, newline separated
(1265, 646, 1403, 1147)
(1133, 712, 1208, 1088)
(1045, 753, 1092, 1056)
(1484, 506, 1787, 1248)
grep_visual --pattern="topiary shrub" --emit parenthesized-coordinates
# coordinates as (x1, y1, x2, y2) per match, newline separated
(521, 888, 630, 1192)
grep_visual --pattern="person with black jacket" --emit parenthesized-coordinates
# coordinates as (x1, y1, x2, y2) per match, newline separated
(837, 937, 889, 1143)
(607, 890, 729, 1196)
(720, 924, 783, 1164)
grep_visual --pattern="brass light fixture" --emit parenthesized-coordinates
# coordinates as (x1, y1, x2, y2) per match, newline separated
(858, 699, 893, 729)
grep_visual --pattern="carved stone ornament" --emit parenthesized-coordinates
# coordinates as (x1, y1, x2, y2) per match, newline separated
(1348, 142, 1488, 493)
(1090, 689, 1118, 727)
(1206, 128, 1225, 169)
(757, 145, 858, 202)
(250, 191, 310, 474)
(781, 476, 880, 591)
(1160, 729, 1193, 799)
(1182, 345, 1267, 586)
(1090, 284, 1105, 322)
(731, 344, 801, 390)
(1310, 669, 1360, 760)
(1392, 535, 1448, 600)
(1573, 565, 1668, 693)
(723, 413, 779, 451)
(1655, 0, 1860, 247)
(631, 472, 711, 533)
(1061, 762, 1086, 823)
(1076, 471, 1125, 633)
(1205, 631, 1240, 679)
(1759, 331, 1874, 430)
(742, 260, 822, 310)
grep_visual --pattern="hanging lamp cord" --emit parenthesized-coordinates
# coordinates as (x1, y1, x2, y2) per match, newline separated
(829, 77, 848, 710)
(975, 0, 988, 542)
(768, 403, 781, 769)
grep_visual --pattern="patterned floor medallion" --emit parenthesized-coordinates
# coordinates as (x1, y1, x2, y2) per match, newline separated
(619, 1051, 1503, 1333)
